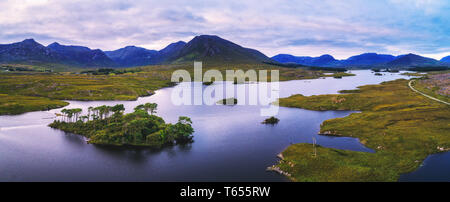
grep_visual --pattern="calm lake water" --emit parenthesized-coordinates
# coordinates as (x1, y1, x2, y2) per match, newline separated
(0, 70, 448, 181)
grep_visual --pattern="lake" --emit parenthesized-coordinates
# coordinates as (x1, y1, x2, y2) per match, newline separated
(0, 70, 447, 181)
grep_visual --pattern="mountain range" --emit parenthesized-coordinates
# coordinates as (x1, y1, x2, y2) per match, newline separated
(0, 35, 271, 68)
(104, 41, 187, 66)
(0, 35, 449, 69)
(272, 53, 448, 68)
(440, 56, 450, 63)
(47, 42, 116, 67)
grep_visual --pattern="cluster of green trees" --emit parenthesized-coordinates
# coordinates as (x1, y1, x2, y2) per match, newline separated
(1, 66, 33, 72)
(262, 116, 280, 124)
(50, 103, 194, 148)
(80, 68, 142, 75)
(57, 104, 126, 122)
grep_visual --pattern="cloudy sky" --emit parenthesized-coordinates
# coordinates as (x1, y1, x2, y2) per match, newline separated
(0, 0, 449, 59)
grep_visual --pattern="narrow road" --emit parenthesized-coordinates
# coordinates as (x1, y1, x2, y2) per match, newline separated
(408, 80, 450, 105)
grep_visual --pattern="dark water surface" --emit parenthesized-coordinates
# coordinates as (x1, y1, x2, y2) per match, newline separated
(0, 70, 447, 181)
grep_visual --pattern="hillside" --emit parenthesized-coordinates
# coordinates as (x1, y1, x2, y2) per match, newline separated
(271, 54, 340, 67)
(272, 53, 397, 68)
(48, 42, 116, 67)
(441, 56, 450, 63)
(105, 41, 187, 66)
(165, 35, 271, 64)
(105, 46, 159, 67)
(0, 39, 116, 67)
(343, 53, 396, 66)
(272, 52, 449, 69)
(3, 37, 448, 69)
(0, 39, 60, 64)
(386, 53, 441, 67)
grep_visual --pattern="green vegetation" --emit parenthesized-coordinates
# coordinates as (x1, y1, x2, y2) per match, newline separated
(262, 116, 280, 124)
(308, 67, 348, 72)
(277, 78, 450, 181)
(386, 69, 399, 73)
(0, 63, 348, 115)
(0, 94, 68, 115)
(1, 64, 55, 72)
(372, 68, 400, 73)
(80, 68, 142, 75)
(0, 69, 174, 115)
(49, 103, 194, 148)
(217, 98, 238, 105)
(409, 66, 449, 72)
(401, 72, 425, 77)
(371, 68, 381, 72)
(323, 72, 355, 78)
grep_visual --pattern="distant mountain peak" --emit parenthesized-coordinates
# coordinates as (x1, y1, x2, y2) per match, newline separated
(271, 54, 339, 67)
(318, 54, 335, 59)
(403, 53, 417, 57)
(387, 53, 439, 67)
(194, 35, 221, 39)
(105, 45, 159, 67)
(166, 35, 271, 64)
(344, 53, 396, 66)
(441, 56, 450, 63)
(48, 42, 60, 46)
(122, 45, 141, 49)
(21, 38, 37, 43)
(17, 38, 42, 47)
(159, 41, 186, 54)
(272, 52, 399, 67)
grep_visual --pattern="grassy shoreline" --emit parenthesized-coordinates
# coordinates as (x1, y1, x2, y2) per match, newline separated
(0, 63, 353, 115)
(0, 94, 69, 115)
(276, 78, 450, 181)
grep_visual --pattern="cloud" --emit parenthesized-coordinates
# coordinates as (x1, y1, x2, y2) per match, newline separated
(0, 0, 449, 59)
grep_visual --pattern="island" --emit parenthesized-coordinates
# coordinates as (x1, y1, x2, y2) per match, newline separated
(202, 81, 214, 85)
(49, 103, 194, 148)
(327, 72, 355, 78)
(217, 98, 238, 105)
(262, 116, 280, 124)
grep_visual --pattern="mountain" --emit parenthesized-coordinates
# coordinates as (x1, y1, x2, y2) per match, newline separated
(271, 54, 312, 64)
(311, 54, 340, 66)
(1, 36, 271, 67)
(271, 53, 447, 69)
(4, 37, 447, 69)
(271, 54, 340, 67)
(386, 53, 441, 67)
(165, 35, 271, 64)
(105, 41, 187, 66)
(0, 39, 60, 64)
(48, 42, 116, 67)
(159, 41, 186, 56)
(105, 46, 159, 67)
(343, 53, 396, 66)
(0, 39, 116, 67)
(441, 56, 450, 63)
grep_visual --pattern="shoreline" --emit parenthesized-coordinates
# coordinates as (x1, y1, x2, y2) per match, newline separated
(274, 77, 450, 181)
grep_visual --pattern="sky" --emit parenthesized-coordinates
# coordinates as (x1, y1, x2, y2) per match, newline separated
(0, 0, 449, 59)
